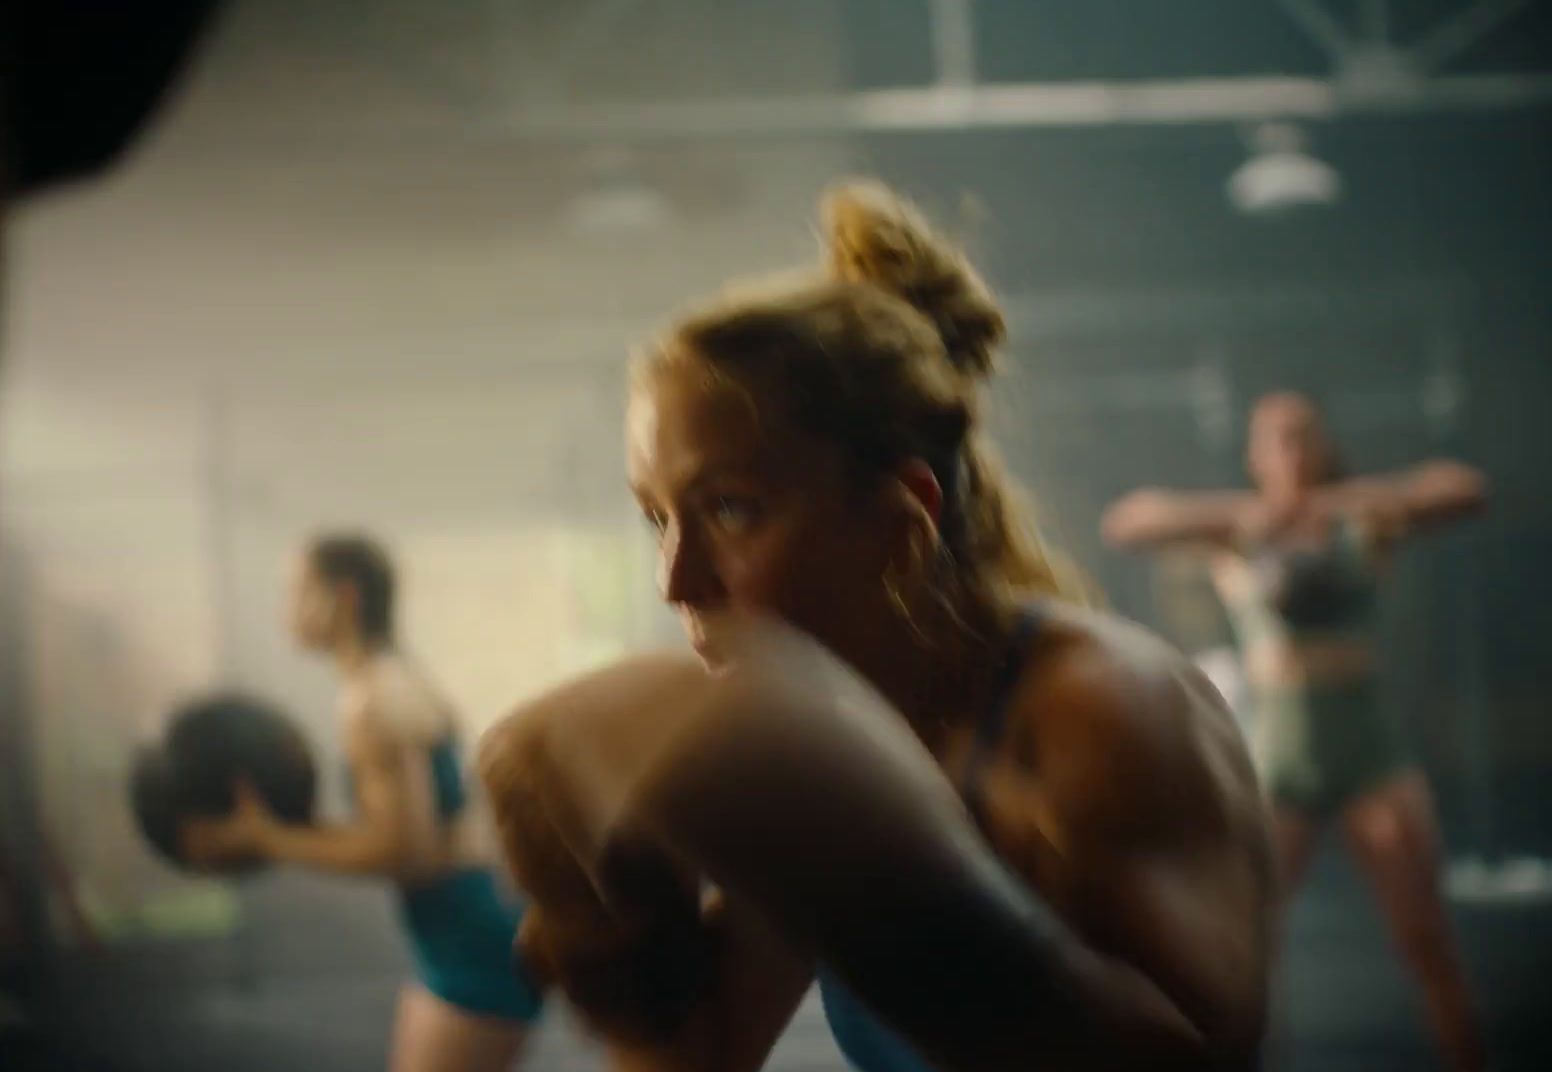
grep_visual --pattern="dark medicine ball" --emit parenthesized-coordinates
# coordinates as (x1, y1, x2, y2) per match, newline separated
(130, 693, 317, 875)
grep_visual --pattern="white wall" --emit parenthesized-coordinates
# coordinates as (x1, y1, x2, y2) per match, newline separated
(0, 0, 856, 939)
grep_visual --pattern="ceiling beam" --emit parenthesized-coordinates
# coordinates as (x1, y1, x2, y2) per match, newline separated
(470, 71, 1552, 142)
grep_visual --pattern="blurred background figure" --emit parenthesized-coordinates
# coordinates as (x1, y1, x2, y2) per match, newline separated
(1103, 391, 1488, 1071)
(1, 2, 1549, 1071)
(179, 534, 544, 1071)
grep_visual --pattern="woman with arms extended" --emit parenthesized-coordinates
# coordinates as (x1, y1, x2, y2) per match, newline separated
(480, 183, 1273, 1072)
(1103, 392, 1487, 1071)
(185, 534, 544, 1072)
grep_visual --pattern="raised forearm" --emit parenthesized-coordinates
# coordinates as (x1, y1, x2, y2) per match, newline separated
(482, 694, 792, 1069)
(487, 647, 1242, 1068)
(622, 672, 1218, 1069)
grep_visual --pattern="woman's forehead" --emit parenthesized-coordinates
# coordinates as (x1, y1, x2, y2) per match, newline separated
(629, 371, 770, 472)
(626, 367, 840, 495)
(1254, 393, 1319, 434)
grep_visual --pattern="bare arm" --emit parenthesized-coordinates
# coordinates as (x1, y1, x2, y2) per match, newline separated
(256, 713, 446, 878)
(181, 703, 448, 879)
(1101, 488, 1250, 552)
(478, 693, 812, 1072)
(1022, 643, 1272, 1064)
(632, 634, 1264, 1070)
(483, 622, 1267, 1070)
(1327, 460, 1488, 543)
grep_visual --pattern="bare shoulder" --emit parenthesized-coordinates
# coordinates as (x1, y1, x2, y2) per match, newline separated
(336, 680, 390, 758)
(1012, 604, 1263, 846)
(344, 656, 451, 748)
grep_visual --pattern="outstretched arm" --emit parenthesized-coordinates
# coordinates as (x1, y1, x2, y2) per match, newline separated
(1101, 489, 1250, 552)
(1328, 459, 1488, 543)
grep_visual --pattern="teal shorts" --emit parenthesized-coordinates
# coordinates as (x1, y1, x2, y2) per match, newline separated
(398, 868, 544, 1022)
(1252, 678, 1411, 819)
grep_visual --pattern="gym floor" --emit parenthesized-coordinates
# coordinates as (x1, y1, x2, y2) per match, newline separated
(7, 839, 1550, 1072)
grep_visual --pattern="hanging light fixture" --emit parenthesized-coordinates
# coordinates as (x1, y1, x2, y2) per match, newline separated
(1226, 121, 1343, 216)
(566, 145, 672, 234)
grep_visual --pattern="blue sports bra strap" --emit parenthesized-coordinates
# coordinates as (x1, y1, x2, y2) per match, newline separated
(959, 605, 1043, 819)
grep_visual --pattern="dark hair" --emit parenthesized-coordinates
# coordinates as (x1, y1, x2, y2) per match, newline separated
(308, 533, 395, 645)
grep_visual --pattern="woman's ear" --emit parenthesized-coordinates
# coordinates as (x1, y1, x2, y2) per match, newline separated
(895, 457, 944, 530)
(888, 458, 945, 580)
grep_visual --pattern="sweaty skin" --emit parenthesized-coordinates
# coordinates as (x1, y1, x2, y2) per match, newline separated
(478, 371, 1273, 1071)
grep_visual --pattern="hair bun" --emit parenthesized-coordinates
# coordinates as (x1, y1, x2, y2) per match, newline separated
(822, 179, 1006, 379)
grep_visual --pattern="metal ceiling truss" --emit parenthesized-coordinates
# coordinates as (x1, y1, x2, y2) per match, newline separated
(465, 0, 1550, 142)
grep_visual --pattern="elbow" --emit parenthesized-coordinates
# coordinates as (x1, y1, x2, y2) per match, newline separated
(385, 839, 437, 881)
(1042, 1001, 1252, 1072)
(1106, 988, 1259, 1072)
(1198, 1006, 1267, 1072)
(1121, 1008, 1262, 1072)
(344, 819, 439, 880)
(1174, 979, 1269, 1072)
(362, 832, 421, 879)
(1095, 953, 1267, 1072)
(1195, 1033, 1263, 1072)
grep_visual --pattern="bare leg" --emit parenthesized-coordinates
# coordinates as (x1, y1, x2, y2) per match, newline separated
(389, 984, 532, 1072)
(1342, 771, 1485, 1072)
